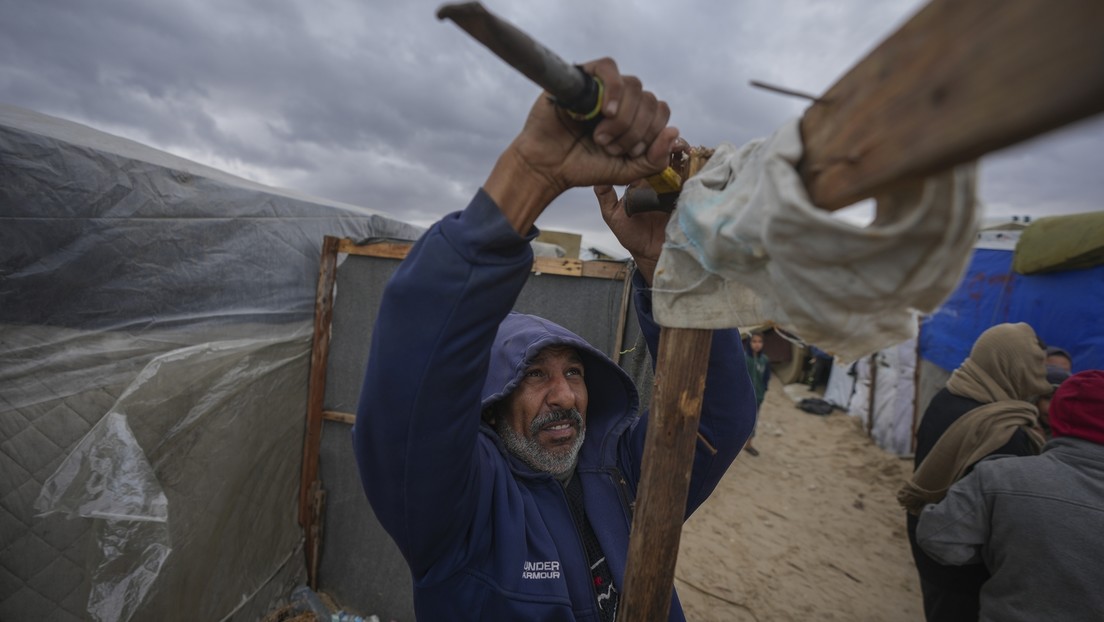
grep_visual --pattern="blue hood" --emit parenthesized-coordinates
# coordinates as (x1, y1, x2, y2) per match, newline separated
(481, 312, 640, 443)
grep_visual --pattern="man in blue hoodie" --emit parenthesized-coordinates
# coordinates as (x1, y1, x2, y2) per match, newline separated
(353, 57, 757, 621)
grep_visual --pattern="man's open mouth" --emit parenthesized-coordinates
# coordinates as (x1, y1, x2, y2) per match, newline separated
(532, 409, 582, 442)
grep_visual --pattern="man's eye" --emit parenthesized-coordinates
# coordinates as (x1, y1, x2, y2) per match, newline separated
(525, 369, 543, 378)
(566, 368, 583, 377)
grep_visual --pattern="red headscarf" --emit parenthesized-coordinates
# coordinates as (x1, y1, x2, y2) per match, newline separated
(1049, 370, 1104, 445)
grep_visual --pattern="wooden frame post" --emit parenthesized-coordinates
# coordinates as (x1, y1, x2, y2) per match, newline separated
(299, 235, 341, 588)
(619, 327, 714, 620)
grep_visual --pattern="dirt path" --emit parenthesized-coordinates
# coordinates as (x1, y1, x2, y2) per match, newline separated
(675, 381, 924, 621)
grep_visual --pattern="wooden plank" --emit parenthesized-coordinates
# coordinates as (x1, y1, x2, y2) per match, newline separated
(619, 327, 714, 621)
(338, 239, 412, 258)
(582, 259, 630, 280)
(612, 267, 635, 362)
(533, 256, 583, 277)
(800, 0, 1104, 210)
(323, 410, 357, 425)
(299, 235, 341, 588)
(337, 238, 629, 280)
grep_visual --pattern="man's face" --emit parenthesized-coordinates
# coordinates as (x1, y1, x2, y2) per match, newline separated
(750, 334, 763, 354)
(495, 345, 588, 475)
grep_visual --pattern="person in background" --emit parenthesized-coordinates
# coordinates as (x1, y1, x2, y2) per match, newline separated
(1045, 345, 1073, 373)
(1036, 364, 1071, 438)
(898, 322, 1052, 622)
(916, 370, 1104, 622)
(806, 345, 833, 391)
(742, 332, 770, 457)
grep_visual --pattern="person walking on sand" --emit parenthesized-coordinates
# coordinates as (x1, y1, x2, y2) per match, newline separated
(743, 332, 770, 456)
(899, 322, 1051, 622)
(916, 370, 1104, 622)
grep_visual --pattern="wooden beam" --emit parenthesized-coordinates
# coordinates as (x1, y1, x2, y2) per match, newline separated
(337, 238, 630, 280)
(322, 409, 357, 425)
(620, 148, 717, 621)
(338, 239, 411, 258)
(612, 266, 635, 363)
(619, 327, 714, 621)
(299, 235, 341, 588)
(800, 0, 1104, 210)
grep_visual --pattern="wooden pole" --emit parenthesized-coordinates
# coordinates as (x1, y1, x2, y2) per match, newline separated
(299, 235, 340, 588)
(799, 0, 1104, 210)
(618, 327, 714, 621)
(911, 325, 924, 455)
(867, 353, 878, 439)
(620, 150, 715, 620)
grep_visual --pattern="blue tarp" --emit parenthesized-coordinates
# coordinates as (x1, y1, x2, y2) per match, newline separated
(920, 248, 1104, 373)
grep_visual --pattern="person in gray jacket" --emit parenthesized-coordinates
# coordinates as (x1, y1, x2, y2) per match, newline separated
(916, 370, 1104, 622)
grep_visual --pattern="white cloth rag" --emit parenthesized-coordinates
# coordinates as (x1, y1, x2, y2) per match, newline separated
(652, 118, 978, 361)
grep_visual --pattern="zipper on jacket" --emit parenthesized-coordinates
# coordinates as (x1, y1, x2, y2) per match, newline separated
(560, 476, 609, 620)
(605, 467, 635, 528)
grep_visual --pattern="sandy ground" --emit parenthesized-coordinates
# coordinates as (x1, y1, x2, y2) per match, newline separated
(674, 380, 924, 621)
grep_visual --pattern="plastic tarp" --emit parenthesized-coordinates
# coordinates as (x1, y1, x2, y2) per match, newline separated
(1012, 211, 1104, 275)
(0, 104, 423, 622)
(920, 248, 1104, 375)
(823, 361, 856, 411)
(652, 118, 979, 361)
(840, 338, 917, 456)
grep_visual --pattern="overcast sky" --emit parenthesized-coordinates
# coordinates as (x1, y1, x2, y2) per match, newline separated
(3, 0, 1101, 254)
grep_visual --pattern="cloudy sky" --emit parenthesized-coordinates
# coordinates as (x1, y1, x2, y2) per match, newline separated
(3, 0, 1101, 254)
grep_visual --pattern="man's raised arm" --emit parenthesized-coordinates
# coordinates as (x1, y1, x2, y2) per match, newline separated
(352, 57, 681, 574)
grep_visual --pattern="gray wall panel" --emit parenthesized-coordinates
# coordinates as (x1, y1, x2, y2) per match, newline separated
(317, 250, 650, 620)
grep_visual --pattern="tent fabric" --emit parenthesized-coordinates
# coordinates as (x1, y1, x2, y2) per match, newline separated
(651, 118, 979, 362)
(920, 248, 1104, 375)
(1012, 211, 1104, 275)
(839, 338, 917, 457)
(0, 104, 423, 622)
(823, 360, 856, 411)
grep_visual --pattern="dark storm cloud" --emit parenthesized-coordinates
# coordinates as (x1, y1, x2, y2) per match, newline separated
(1, 0, 1099, 251)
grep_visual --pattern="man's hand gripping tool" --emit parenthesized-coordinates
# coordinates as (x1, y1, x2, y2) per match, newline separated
(437, 2, 683, 215)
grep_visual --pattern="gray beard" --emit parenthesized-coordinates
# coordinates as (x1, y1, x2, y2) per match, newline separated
(496, 408, 585, 476)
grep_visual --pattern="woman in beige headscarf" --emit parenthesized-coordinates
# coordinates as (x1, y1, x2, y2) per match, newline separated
(900, 322, 1052, 622)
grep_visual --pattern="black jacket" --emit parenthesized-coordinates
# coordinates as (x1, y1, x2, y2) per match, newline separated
(907, 387, 1037, 621)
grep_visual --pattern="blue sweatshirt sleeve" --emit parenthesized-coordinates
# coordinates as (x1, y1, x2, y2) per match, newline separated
(352, 190, 534, 577)
(622, 272, 757, 518)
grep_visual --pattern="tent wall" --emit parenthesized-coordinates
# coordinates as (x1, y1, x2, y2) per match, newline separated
(314, 246, 649, 620)
(852, 244, 1104, 458)
(921, 248, 1104, 374)
(1, 104, 422, 622)
(837, 338, 917, 457)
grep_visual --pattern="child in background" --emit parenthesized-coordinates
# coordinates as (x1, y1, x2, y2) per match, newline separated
(744, 332, 771, 457)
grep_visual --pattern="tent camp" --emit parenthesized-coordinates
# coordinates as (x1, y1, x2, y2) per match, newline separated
(1, 104, 656, 621)
(825, 215, 1104, 456)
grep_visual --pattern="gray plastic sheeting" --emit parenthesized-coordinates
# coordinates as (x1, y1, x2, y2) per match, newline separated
(0, 104, 423, 621)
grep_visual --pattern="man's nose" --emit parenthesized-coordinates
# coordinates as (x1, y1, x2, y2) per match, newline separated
(546, 374, 577, 409)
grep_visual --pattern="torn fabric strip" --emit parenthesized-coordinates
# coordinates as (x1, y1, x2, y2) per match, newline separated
(652, 118, 979, 361)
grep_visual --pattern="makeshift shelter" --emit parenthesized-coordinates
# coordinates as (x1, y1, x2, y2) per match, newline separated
(0, 104, 424, 622)
(0, 103, 659, 622)
(825, 214, 1104, 456)
(303, 240, 653, 621)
